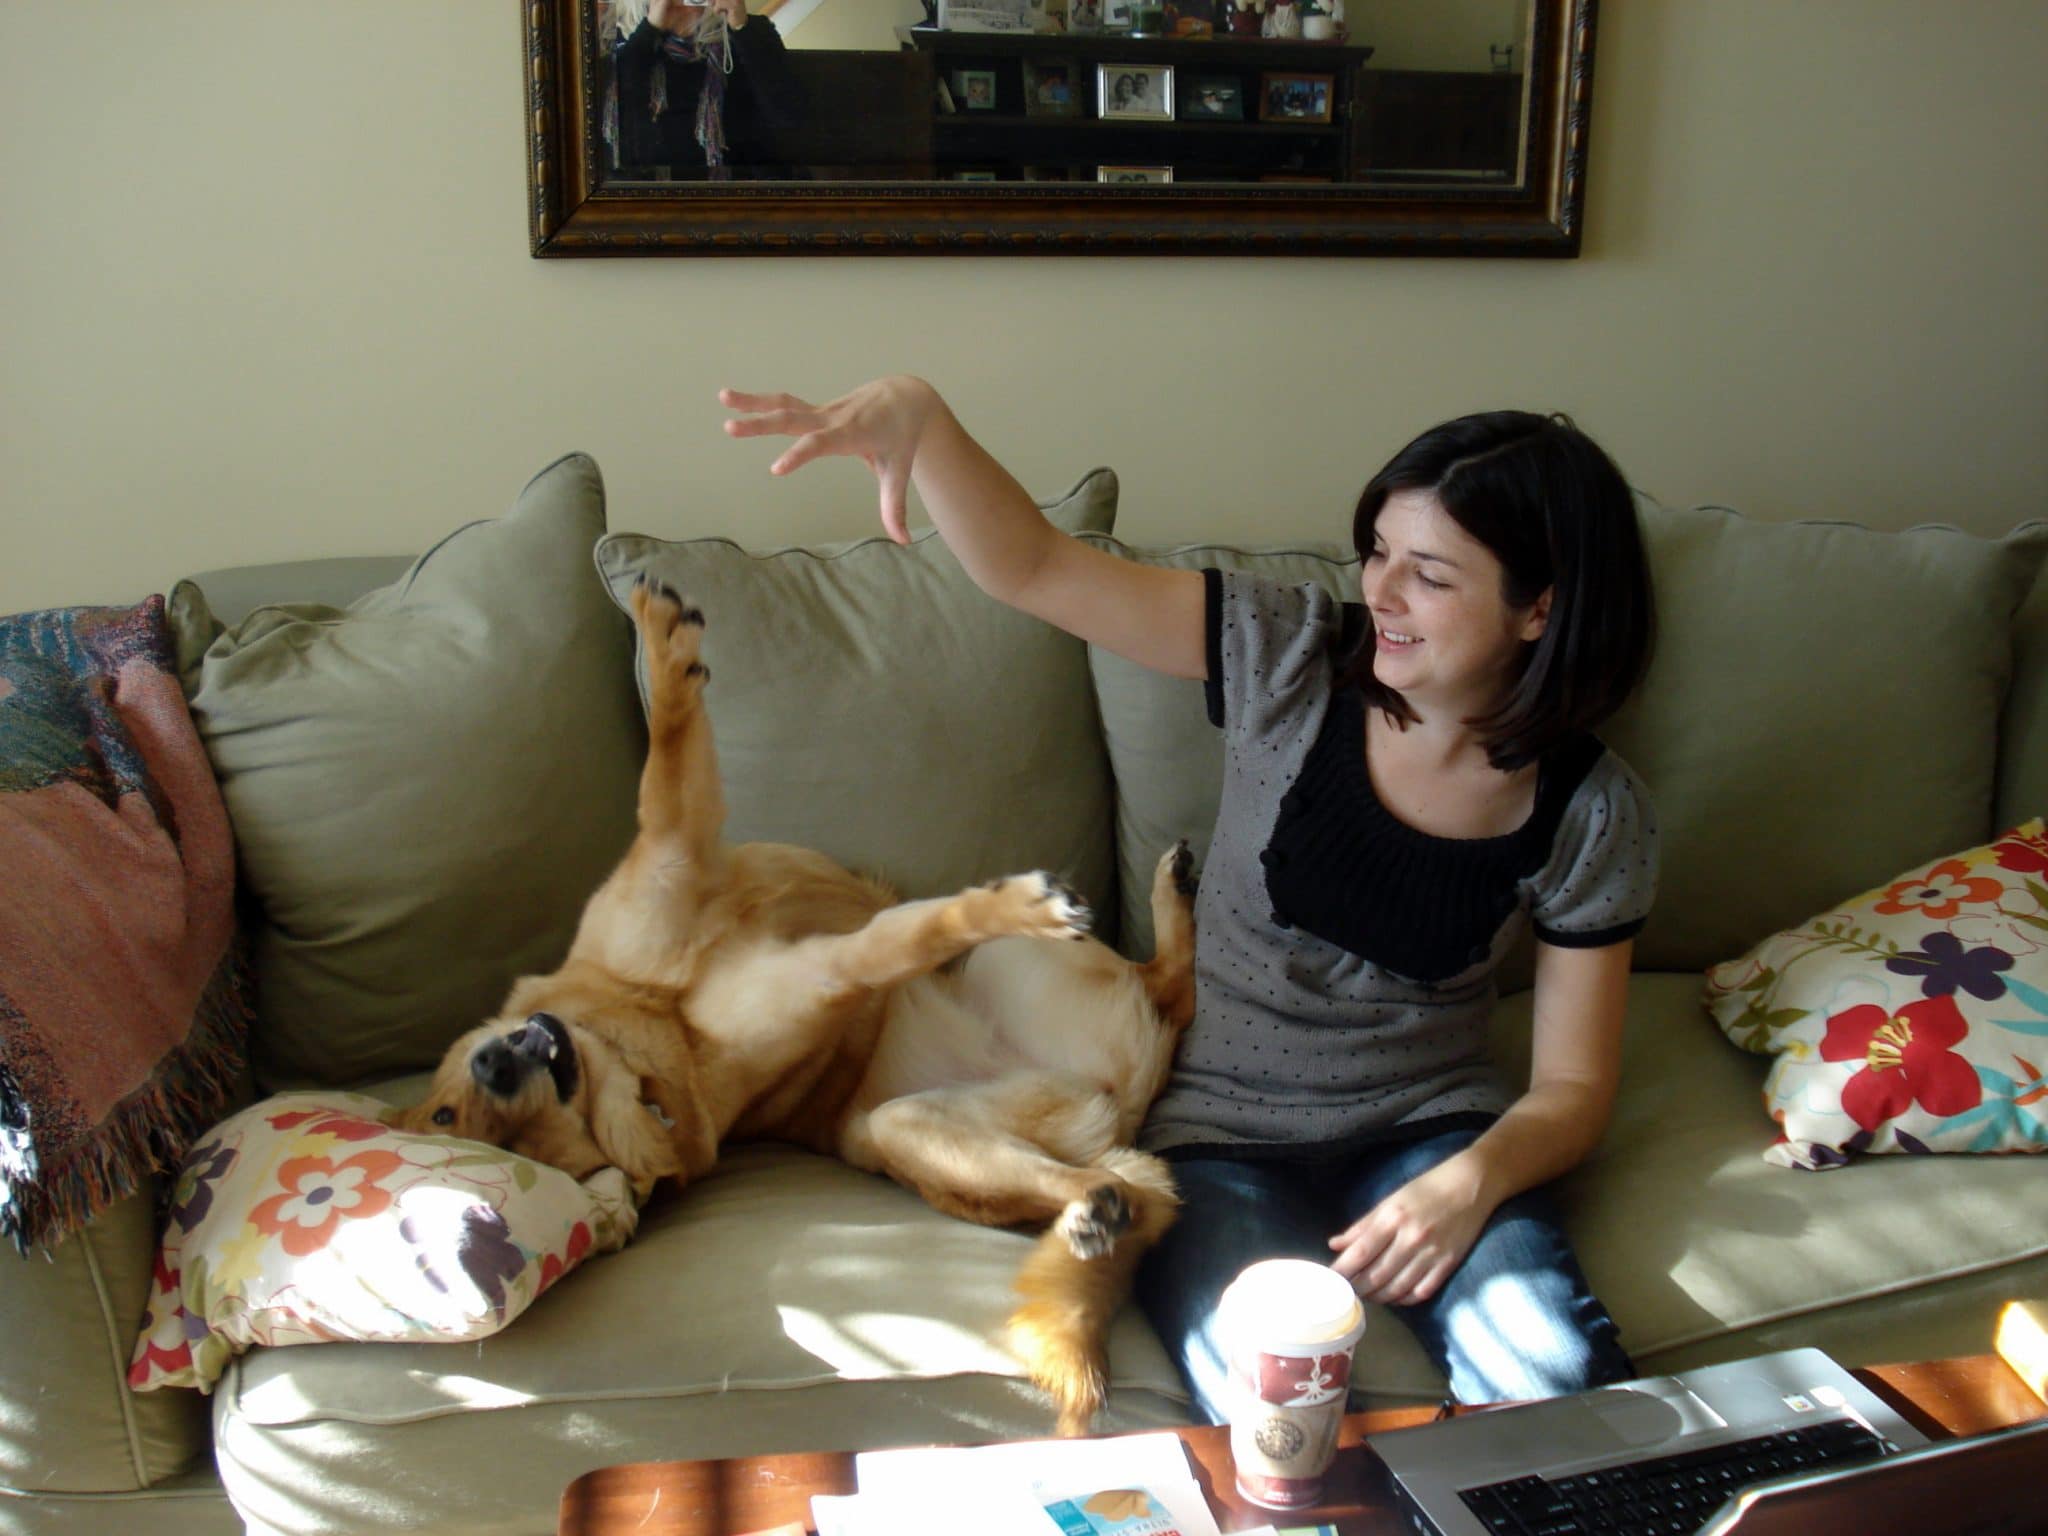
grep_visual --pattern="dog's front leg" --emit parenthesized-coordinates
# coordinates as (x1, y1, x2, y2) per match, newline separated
(803, 873, 1091, 996)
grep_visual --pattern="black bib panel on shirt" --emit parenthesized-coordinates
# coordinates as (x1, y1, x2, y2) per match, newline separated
(1256, 616, 1607, 983)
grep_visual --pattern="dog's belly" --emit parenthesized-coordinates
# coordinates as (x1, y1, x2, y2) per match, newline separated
(860, 938, 1170, 1115)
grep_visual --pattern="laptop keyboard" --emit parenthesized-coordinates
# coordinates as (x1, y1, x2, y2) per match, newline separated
(1455, 1417, 1895, 1534)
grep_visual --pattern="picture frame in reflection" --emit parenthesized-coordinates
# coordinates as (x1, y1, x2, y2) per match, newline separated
(1098, 164, 1174, 183)
(1181, 74, 1244, 121)
(1098, 63, 1174, 120)
(1023, 57, 1082, 117)
(952, 68, 1000, 111)
(1258, 70, 1335, 124)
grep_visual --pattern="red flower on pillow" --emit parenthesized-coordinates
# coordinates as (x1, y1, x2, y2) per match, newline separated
(1994, 827, 2048, 878)
(537, 1220, 594, 1294)
(1873, 859, 2004, 920)
(1820, 996, 1983, 1132)
(249, 1151, 404, 1256)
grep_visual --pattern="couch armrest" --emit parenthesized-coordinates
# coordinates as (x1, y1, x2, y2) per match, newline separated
(0, 1183, 210, 1494)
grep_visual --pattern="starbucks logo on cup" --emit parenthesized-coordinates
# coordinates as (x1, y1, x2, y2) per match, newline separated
(1253, 1415, 1306, 1462)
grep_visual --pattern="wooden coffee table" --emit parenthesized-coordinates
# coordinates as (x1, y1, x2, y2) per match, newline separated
(556, 1355, 2045, 1536)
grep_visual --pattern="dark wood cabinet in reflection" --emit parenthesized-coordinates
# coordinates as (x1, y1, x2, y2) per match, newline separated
(776, 50, 935, 180)
(1355, 69, 1523, 183)
(899, 28, 1374, 185)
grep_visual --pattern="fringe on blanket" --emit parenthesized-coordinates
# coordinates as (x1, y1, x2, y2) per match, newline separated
(0, 943, 252, 1256)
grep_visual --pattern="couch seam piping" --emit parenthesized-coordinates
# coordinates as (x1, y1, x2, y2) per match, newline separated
(75, 1219, 152, 1488)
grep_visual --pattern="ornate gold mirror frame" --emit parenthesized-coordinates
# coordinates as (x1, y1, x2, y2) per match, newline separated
(526, 0, 1596, 256)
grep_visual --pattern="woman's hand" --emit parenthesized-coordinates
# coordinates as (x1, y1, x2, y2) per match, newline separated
(722, 378, 945, 544)
(1328, 1158, 1494, 1307)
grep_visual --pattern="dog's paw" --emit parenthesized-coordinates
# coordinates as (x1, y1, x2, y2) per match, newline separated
(1167, 839, 1197, 900)
(981, 871, 1092, 941)
(633, 576, 709, 707)
(632, 574, 707, 637)
(1054, 1182, 1130, 1261)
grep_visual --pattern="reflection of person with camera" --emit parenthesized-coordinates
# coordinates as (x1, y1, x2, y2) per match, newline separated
(604, 0, 804, 179)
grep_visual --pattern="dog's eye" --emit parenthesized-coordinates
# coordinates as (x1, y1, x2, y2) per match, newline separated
(431, 1107, 455, 1127)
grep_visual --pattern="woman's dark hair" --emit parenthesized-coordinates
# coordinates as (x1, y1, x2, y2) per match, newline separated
(1338, 410, 1655, 771)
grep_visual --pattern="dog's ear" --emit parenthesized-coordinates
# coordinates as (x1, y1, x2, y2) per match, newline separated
(577, 1029, 683, 1194)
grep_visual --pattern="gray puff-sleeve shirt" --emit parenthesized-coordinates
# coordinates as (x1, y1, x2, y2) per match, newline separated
(1138, 571, 1659, 1160)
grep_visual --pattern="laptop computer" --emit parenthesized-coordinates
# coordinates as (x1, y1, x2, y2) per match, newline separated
(1369, 1347, 1948, 1535)
(1698, 1411, 2048, 1535)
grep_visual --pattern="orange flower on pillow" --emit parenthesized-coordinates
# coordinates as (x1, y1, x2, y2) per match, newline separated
(1873, 858, 2004, 920)
(249, 1151, 404, 1256)
(1820, 996, 1982, 1132)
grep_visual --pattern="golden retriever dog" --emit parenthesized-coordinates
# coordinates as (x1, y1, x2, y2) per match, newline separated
(397, 577, 1196, 1435)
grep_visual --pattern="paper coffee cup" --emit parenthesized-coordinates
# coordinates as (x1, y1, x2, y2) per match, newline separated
(1218, 1259, 1366, 1510)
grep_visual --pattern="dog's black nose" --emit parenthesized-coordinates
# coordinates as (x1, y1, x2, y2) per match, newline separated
(470, 1040, 521, 1098)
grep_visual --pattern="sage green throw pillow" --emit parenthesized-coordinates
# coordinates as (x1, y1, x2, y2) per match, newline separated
(593, 470, 1120, 931)
(1604, 504, 2045, 971)
(1998, 525, 2048, 832)
(169, 453, 644, 1090)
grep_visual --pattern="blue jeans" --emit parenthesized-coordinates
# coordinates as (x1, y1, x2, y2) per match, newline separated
(1135, 1127, 1633, 1422)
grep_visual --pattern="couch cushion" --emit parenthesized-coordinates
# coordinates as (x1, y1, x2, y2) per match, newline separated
(0, 1182, 212, 1494)
(173, 558, 414, 630)
(1999, 524, 2048, 831)
(592, 470, 1120, 931)
(1605, 504, 2044, 972)
(168, 454, 645, 1091)
(211, 1138, 1192, 1536)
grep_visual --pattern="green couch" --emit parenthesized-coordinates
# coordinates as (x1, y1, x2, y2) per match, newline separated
(4, 453, 2044, 1536)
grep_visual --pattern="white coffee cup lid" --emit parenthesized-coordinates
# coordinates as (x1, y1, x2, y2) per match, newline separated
(1219, 1258, 1363, 1345)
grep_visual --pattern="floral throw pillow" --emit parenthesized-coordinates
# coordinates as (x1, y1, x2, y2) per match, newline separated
(129, 1093, 639, 1392)
(1704, 820, 2048, 1169)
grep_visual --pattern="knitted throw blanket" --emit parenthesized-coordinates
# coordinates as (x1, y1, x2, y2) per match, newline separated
(0, 598, 249, 1253)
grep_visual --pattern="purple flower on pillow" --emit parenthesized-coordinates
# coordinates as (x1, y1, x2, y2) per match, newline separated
(456, 1207, 527, 1314)
(1884, 933, 2013, 1000)
(169, 1142, 239, 1234)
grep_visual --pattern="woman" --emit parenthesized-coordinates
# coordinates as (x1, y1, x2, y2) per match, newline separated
(604, 0, 804, 179)
(720, 376, 1658, 1419)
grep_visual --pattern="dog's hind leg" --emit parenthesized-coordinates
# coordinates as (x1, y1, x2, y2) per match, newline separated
(841, 1077, 1178, 1436)
(1136, 840, 1197, 1031)
(801, 873, 1092, 997)
(1008, 1146, 1179, 1437)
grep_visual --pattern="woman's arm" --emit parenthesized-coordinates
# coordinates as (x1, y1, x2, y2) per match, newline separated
(1328, 938, 1631, 1305)
(723, 377, 1207, 678)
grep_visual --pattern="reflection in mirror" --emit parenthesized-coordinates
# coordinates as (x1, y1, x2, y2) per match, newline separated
(593, 0, 1532, 189)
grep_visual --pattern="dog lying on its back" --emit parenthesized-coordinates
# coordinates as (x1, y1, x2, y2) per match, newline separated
(397, 578, 1197, 1434)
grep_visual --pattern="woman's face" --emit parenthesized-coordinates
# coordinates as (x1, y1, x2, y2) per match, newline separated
(1360, 489, 1549, 715)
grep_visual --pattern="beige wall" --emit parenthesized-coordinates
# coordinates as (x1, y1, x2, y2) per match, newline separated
(2, 2, 2044, 613)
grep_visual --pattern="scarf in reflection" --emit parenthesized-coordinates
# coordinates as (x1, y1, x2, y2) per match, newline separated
(604, 20, 735, 177)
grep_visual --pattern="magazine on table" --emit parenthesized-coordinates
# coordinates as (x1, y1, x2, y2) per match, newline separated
(810, 1432, 1224, 1536)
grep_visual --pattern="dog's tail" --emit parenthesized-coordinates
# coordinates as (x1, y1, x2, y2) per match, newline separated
(1137, 840, 1197, 1030)
(1005, 1148, 1180, 1436)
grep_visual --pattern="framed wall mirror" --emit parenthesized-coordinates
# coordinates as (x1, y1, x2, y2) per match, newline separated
(527, 0, 1596, 256)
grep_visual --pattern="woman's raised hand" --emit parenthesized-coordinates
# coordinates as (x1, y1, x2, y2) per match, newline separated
(721, 377, 942, 545)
